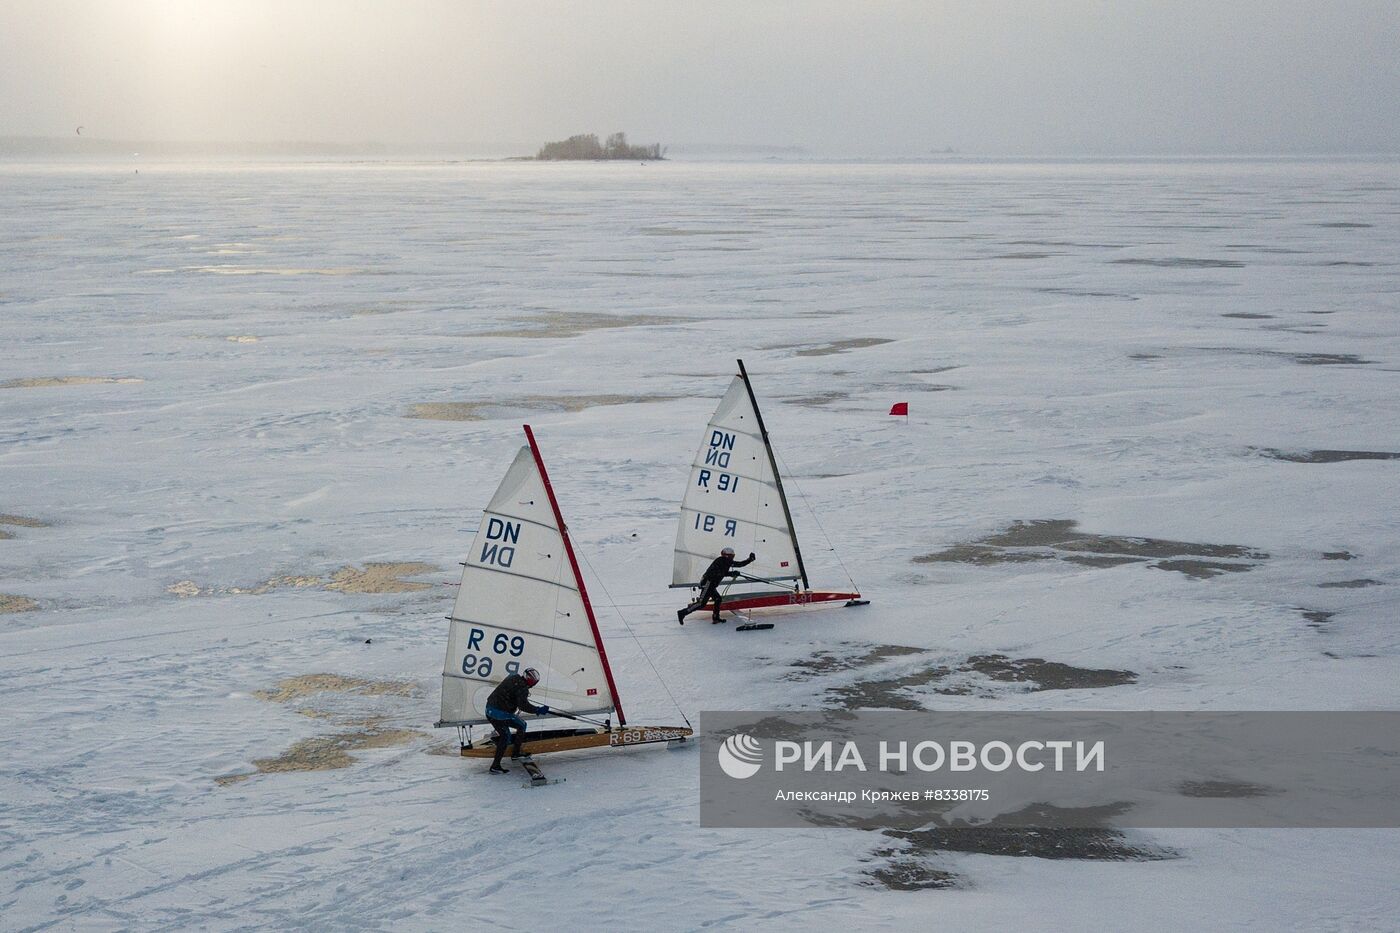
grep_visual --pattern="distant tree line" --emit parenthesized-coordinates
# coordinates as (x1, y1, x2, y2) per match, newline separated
(535, 132, 664, 161)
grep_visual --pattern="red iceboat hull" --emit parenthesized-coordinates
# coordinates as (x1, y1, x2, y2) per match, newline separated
(718, 590, 863, 612)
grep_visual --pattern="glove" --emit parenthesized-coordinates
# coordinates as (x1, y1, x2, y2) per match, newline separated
(748, 552, 756, 560)
(535, 704, 550, 716)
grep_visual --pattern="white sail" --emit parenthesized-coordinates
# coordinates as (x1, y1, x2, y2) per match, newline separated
(673, 374, 802, 588)
(440, 444, 615, 726)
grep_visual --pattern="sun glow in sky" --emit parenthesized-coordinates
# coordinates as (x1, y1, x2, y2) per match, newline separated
(1, 0, 1397, 155)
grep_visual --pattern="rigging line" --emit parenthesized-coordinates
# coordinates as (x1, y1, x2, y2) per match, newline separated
(773, 448, 860, 592)
(561, 711, 613, 727)
(734, 570, 798, 591)
(575, 545, 692, 729)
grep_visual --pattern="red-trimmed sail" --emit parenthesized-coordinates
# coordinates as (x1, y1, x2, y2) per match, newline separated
(437, 430, 622, 727)
(524, 424, 626, 725)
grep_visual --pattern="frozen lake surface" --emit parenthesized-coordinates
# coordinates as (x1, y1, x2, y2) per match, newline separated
(2, 159, 1398, 930)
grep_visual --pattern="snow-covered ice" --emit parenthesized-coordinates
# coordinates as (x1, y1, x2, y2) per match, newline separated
(2, 158, 1398, 930)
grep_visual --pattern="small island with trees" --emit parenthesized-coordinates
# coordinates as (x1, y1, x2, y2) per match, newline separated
(533, 132, 664, 161)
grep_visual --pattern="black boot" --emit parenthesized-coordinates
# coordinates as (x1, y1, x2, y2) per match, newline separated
(489, 759, 508, 774)
(712, 614, 725, 624)
(677, 608, 687, 625)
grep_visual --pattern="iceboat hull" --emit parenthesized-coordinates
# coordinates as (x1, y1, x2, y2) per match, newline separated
(459, 724, 694, 757)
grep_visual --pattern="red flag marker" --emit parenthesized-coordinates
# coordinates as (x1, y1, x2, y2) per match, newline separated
(889, 402, 909, 417)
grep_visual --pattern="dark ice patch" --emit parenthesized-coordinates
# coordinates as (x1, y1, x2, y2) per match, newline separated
(1034, 287, 1139, 299)
(407, 394, 680, 421)
(1193, 348, 1373, 366)
(1141, 348, 1372, 367)
(916, 544, 1055, 566)
(914, 519, 1264, 578)
(1257, 449, 1400, 463)
(1322, 551, 1357, 561)
(782, 391, 850, 407)
(1112, 257, 1244, 269)
(979, 519, 1257, 558)
(767, 337, 895, 357)
(827, 653, 1136, 708)
(862, 817, 1171, 889)
(1284, 353, 1372, 365)
(828, 668, 941, 710)
(784, 643, 923, 681)
(1221, 312, 1274, 319)
(961, 655, 1137, 691)
(861, 858, 960, 891)
(1317, 579, 1383, 589)
(1223, 244, 1307, 254)
(1298, 609, 1336, 630)
(473, 311, 686, 338)
(1150, 560, 1255, 580)
(0, 513, 51, 541)
(783, 380, 954, 408)
(1177, 780, 1281, 799)
(1062, 554, 1145, 568)
(888, 804, 1174, 861)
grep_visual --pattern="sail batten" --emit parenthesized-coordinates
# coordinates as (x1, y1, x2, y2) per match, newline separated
(677, 509, 795, 536)
(673, 547, 801, 571)
(682, 466, 781, 488)
(480, 511, 563, 533)
(464, 562, 581, 592)
(447, 617, 599, 651)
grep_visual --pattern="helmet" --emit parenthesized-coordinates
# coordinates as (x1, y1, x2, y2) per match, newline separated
(721, 547, 735, 557)
(522, 667, 541, 687)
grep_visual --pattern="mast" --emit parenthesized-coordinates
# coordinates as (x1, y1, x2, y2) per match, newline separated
(523, 424, 626, 726)
(736, 359, 810, 591)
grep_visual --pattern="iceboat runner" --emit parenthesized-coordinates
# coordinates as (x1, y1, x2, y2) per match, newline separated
(672, 359, 867, 616)
(437, 425, 692, 758)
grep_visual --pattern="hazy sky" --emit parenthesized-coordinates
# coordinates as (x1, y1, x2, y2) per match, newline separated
(2, 0, 1397, 155)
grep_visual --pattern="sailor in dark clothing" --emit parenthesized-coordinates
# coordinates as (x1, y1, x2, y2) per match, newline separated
(484, 667, 550, 774)
(677, 547, 756, 624)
